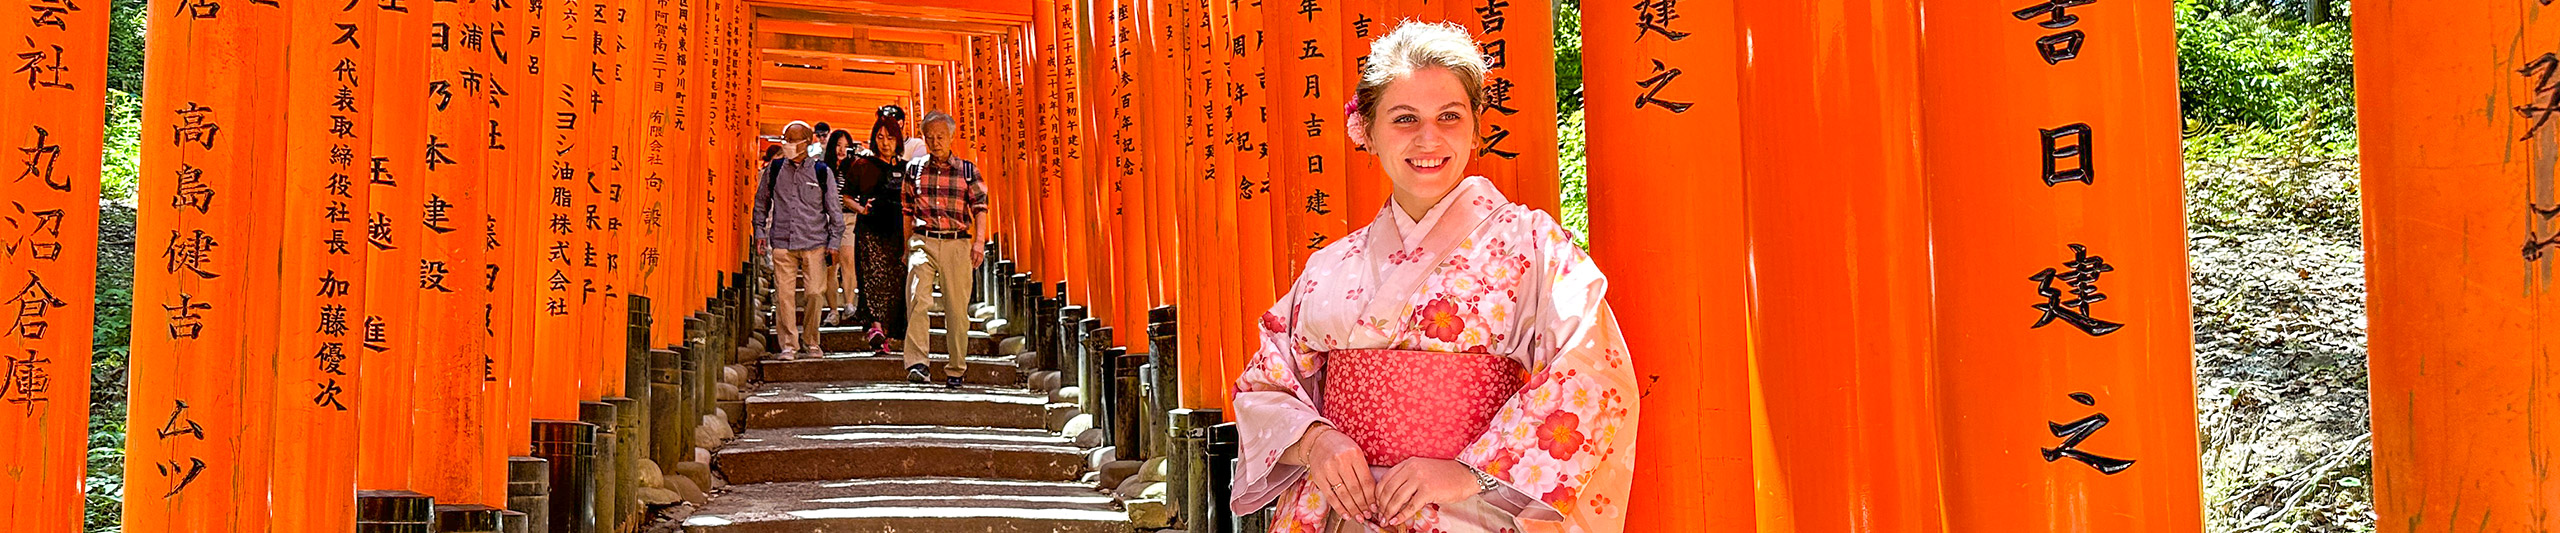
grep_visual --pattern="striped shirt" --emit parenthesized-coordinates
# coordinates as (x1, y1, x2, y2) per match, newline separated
(904, 156, 989, 235)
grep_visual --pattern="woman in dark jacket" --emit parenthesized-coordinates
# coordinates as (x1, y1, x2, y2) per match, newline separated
(830, 106, 912, 351)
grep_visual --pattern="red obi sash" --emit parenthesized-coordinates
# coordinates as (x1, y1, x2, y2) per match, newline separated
(1318, 349, 1525, 467)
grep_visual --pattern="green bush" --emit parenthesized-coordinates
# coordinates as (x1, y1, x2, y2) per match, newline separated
(2176, 0, 2358, 155)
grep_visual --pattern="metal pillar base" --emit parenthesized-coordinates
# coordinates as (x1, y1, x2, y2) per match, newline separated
(498, 510, 529, 533)
(1171, 409, 1225, 532)
(607, 396, 642, 528)
(435, 503, 503, 533)
(505, 456, 549, 533)
(1110, 344, 1141, 462)
(579, 402, 620, 533)
(648, 348, 684, 468)
(1146, 309, 1179, 459)
(531, 419, 597, 533)
(356, 490, 434, 533)
(1209, 422, 1242, 533)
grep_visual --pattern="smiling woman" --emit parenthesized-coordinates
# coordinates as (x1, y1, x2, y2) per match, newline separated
(1228, 21, 1641, 533)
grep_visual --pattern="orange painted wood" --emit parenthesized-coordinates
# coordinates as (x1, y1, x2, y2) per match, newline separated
(1138, 3, 1175, 322)
(1034, 2, 1068, 289)
(642, 0, 683, 350)
(1337, 0, 1391, 221)
(1447, 0, 1554, 215)
(598, 0, 637, 401)
(268, 0, 375, 525)
(355, 0, 431, 493)
(1267, 0, 1348, 279)
(1097, 1, 1146, 342)
(570, 0, 607, 404)
(1056, 0, 1096, 315)
(1579, 0, 1756, 530)
(1919, 2, 2201, 531)
(128, 0, 289, 529)
(1731, 2, 1949, 530)
(0, 0, 104, 523)
(532, 0, 587, 421)
(496, 0, 542, 455)
(1206, 0, 1242, 417)
(411, 0, 498, 506)
(2360, 2, 2560, 531)
(1229, 0, 1281, 322)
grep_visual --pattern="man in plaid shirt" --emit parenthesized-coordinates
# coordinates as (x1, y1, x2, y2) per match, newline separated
(901, 111, 990, 388)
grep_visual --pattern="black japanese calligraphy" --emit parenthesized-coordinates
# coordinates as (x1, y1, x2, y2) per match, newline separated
(2042, 392, 2135, 474)
(2029, 243, 2123, 336)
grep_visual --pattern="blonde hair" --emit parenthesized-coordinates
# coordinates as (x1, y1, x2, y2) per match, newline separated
(1355, 21, 1490, 128)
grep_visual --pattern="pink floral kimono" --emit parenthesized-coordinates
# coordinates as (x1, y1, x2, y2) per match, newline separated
(1231, 177, 1640, 533)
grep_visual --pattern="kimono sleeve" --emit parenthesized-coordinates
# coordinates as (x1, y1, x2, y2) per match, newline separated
(1454, 215, 1642, 531)
(1227, 282, 1333, 514)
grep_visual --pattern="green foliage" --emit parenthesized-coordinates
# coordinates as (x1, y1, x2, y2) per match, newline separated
(2177, 0, 2358, 155)
(86, 204, 134, 533)
(88, 0, 148, 529)
(1554, 0, 1583, 114)
(1557, 109, 1588, 250)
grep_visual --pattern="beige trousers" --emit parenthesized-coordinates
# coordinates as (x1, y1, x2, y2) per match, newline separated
(831, 224, 862, 316)
(766, 247, 828, 354)
(905, 236, 975, 376)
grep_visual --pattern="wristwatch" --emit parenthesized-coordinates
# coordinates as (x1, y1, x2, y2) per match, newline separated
(1461, 462, 1500, 494)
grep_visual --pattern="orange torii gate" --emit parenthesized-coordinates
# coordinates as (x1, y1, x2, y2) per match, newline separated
(2362, 1, 2560, 531)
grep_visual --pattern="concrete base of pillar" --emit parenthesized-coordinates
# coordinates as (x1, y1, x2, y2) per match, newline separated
(507, 456, 550, 533)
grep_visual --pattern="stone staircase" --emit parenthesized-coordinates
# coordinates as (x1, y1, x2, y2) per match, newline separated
(684, 306, 1136, 533)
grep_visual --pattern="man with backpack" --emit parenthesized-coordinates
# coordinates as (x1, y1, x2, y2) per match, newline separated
(752, 121, 843, 360)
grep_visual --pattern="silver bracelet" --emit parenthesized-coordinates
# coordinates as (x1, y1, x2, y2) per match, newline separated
(1461, 462, 1500, 494)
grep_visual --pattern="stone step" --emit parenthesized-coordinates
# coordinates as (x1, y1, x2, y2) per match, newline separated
(746, 382, 1060, 430)
(681, 477, 1133, 533)
(791, 308, 989, 332)
(759, 352, 1020, 385)
(819, 326, 1001, 355)
(717, 425, 1086, 484)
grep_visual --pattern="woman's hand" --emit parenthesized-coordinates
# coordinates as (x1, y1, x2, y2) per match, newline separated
(1375, 458, 1484, 524)
(1283, 424, 1378, 524)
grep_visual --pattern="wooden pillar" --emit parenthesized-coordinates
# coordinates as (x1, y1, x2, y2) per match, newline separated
(1201, 0, 1244, 417)
(531, 0, 583, 423)
(1106, 0, 1155, 352)
(1268, 0, 1348, 277)
(1338, 0, 1387, 221)
(351, 0, 430, 495)
(0, 0, 105, 524)
(1138, 0, 1176, 330)
(1920, 1, 2201, 531)
(1581, 1, 1757, 530)
(496, 0, 542, 459)
(599, 0, 637, 404)
(413, 0, 498, 507)
(2360, 1, 2560, 531)
(568, 0, 606, 406)
(642, 0, 682, 351)
(1032, 5, 1065, 290)
(1059, 0, 1098, 315)
(128, 0, 289, 529)
(666, 0, 696, 346)
(1452, 0, 1555, 214)
(1230, 0, 1280, 342)
(1731, 1, 1948, 529)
